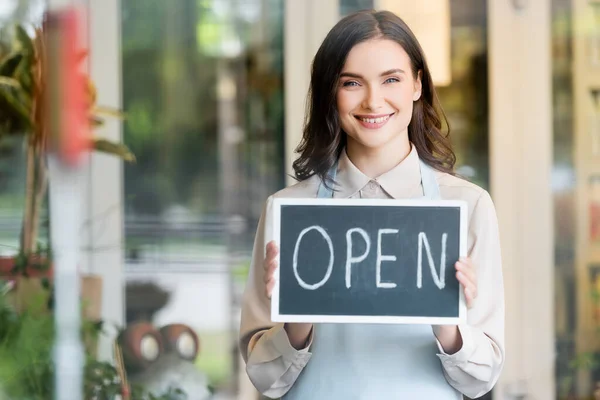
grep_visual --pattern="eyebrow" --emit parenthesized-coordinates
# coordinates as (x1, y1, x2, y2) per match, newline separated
(339, 69, 406, 79)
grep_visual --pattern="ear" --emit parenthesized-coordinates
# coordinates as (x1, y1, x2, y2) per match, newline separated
(413, 70, 422, 102)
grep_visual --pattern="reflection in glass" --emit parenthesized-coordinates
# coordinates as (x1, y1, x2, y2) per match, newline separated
(437, 0, 489, 190)
(552, 0, 578, 398)
(553, 0, 600, 398)
(121, 0, 284, 396)
(340, 0, 374, 16)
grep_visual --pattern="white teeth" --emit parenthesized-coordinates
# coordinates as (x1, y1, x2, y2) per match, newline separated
(359, 115, 390, 124)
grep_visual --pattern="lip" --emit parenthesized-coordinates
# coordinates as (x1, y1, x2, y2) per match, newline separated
(354, 113, 395, 129)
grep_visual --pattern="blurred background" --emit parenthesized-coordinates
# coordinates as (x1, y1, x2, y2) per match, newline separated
(0, 0, 597, 399)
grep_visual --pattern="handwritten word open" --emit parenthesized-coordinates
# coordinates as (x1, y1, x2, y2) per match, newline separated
(291, 226, 448, 291)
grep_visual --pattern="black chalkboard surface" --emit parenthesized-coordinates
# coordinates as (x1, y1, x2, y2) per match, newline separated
(270, 198, 468, 325)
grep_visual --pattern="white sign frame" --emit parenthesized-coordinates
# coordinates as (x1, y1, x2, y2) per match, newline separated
(270, 197, 468, 325)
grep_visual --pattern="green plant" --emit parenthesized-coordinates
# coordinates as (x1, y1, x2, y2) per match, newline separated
(0, 280, 187, 399)
(0, 24, 135, 262)
(10, 241, 52, 277)
(0, 282, 54, 398)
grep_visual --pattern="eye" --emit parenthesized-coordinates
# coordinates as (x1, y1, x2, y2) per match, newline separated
(384, 77, 400, 84)
(342, 80, 360, 87)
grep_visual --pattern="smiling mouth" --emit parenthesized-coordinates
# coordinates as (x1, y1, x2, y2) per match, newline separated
(354, 113, 395, 128)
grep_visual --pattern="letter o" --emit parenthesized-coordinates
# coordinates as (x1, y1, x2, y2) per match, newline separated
(293, 226, 334, 290)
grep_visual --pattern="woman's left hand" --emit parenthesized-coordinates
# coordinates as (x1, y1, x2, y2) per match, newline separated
(456, 257, 477, 308)
(432, 257, 478, 354)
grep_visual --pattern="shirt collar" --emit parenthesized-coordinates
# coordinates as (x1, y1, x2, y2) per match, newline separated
(334, 144, 423, 199)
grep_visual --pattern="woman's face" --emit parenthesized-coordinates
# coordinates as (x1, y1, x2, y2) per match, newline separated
(336, 38, 422, 155)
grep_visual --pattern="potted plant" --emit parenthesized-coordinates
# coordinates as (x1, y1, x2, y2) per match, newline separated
(0, 23, 134, 312)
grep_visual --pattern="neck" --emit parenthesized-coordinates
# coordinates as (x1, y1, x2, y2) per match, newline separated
(346, 136, 412, 178)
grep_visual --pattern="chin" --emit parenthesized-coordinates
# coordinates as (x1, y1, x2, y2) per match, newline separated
(350, 136, 398, 151)
(348, 128, 397, 145)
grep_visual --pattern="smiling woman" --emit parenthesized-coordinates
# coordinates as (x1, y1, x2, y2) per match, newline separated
(293, 11, 455, 188)
(240, 9, 504, 400)
(336, 39, 423, 177)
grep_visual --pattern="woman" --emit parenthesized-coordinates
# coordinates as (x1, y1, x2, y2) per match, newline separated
(239, 9, 504, 400)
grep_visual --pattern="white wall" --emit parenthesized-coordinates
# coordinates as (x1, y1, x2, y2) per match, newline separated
(85, 0, 125, 360)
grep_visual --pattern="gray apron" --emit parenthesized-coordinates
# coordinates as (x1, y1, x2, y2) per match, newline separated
(283, 157, 461, 400)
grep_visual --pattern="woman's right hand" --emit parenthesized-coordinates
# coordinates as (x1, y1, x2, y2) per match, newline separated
(264, 240, 279, 299)
(264, 240, 313, 350)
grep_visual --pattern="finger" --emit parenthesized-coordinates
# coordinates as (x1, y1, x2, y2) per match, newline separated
(456, 270, 473, 288)
(264, 258, 278, 283)
(457, 266, 476, 292)
(458, 272, 478, 303)
(266, 241, 279, 259)
(266, 278, 276, 299)
(455, 260, 476, 284)
(464, 287, 475, 308)
(456, 271, 477, 299)
(264, 246, 278, 268)
(466, 282, 478, 300)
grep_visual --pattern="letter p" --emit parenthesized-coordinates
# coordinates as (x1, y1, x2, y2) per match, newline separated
(345, 228, 371, 288)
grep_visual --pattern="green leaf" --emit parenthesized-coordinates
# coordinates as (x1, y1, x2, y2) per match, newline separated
(0, 76, 32, 129)
(12, 57, 33, 94)
(0, 76, 22, 90)
(13, 25, 34, 56)
(0, 52, 24, 77)
(93, 138, 136, 162)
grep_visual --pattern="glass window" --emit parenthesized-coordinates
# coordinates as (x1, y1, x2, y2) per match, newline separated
(437, 0, 489, 190)
(121, 0, 284, 396)
(553, 0, 600, 398)
(340, 0, 374, 16)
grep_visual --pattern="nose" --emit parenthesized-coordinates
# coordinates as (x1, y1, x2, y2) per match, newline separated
(362, 85, 384, 111)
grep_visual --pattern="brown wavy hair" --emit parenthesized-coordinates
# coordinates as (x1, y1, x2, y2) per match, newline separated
(293, 10, 456, 185)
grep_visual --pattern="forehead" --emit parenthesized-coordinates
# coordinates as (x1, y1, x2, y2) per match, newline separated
(342, 39, 412, 74)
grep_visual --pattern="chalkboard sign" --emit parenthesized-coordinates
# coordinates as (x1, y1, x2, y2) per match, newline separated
(271, 198, 468, 325)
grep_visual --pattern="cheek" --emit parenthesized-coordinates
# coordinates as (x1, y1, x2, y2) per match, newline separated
(388, 91, 415, 126)
(389, 88, 416, 110)
(336, 91, 355, 115)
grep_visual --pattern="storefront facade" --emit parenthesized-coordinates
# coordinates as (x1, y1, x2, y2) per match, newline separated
(2, 0, 598, 398)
